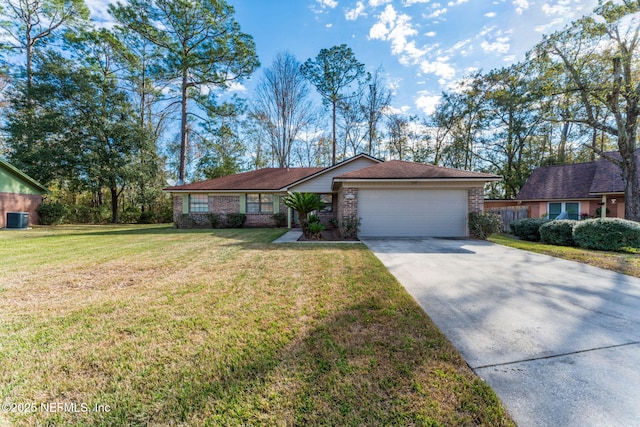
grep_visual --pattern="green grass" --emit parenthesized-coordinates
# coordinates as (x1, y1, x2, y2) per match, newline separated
(0, 225, 513, 426)
(490, 233, 640, 278)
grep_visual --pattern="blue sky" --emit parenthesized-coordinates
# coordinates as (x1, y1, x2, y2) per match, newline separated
(88, 0, 600, 116)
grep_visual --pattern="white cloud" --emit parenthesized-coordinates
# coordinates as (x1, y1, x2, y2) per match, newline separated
(369, 0, 392, 6)
(425, 31, 437, 37)
(404, 0, 431, 4)
(345, 1, 366, 20)
(428, 8, 448, 19)
(369, 5, 425, 62)
(416, 92, 441, 115)
(317, 0, 338, 8)
(542, 1, 571, 16)
(513, 0, 529, 14)
(535, 18, 563, 32)
(480, 37, 510, 54)
(477, 26, 511, 54)
(447, 0, 469, 5)
(420, 59, 456, 80)
(86, 0, 117, 28)
(451, 39, 473, 56)
(485, 12, 497, 18)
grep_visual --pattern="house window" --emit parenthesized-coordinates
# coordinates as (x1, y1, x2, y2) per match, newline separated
(319, 194, 333, 212)
(189, 194, 209, 213)
(548, 202, 580, 220)
(246, 194, 273, 214)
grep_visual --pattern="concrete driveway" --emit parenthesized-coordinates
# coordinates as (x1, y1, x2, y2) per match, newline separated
(362, 238, 640, 427)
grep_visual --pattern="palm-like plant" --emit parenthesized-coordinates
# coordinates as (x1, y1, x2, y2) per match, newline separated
(282, 192, 324, 237)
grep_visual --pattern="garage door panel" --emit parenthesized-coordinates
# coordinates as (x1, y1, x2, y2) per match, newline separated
(358, 189, 467, 237)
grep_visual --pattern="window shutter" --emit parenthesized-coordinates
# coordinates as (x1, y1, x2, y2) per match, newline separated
(239, 194, 246, 214)
(273, 195, 279, 214)
(182, 195, 189, 214)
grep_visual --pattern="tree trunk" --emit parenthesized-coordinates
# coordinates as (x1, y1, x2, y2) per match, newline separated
(332, 99, 337, 165)
(179, 69, 189, 183)
(110, 186, 120, 224)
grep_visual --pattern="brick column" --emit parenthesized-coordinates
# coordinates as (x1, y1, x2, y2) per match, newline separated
(340, 187, 359, 219)
(173, 195, 183, 223)
(468, 187, 485, 213)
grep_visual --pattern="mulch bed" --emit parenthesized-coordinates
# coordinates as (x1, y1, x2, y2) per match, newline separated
(297, 228, 359, 242)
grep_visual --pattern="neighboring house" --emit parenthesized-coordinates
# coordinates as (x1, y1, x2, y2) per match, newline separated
(515, 153, 636, 219)
(0, 158, 49, 228)
(165, 154, 500, 237)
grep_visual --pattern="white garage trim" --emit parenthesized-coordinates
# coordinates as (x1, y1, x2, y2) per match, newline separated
(358, 188, 468, 237)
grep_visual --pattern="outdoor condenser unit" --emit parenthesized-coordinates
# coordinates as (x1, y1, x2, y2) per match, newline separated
(6, 212, 29, 229)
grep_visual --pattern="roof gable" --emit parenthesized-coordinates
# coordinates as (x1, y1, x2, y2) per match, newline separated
(0, 159, 49, 195)
(287, 153, 381, 192)
(335, 160, 501, 180)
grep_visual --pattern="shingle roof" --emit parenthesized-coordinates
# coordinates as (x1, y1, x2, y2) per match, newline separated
(164, 167, 323, 192)
(515, 162, 599, 200)
(589, 154, 626, 194)
(515, 151, 640, 201)
(335, 160, 501, 180)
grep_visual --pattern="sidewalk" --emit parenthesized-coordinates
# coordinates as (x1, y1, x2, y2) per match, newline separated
(272, 230, 362, 244)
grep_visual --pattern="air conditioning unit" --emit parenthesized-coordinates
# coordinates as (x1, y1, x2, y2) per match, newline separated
(6, 212, 29, 229)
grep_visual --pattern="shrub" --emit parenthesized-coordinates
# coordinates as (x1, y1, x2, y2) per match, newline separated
(307, 213, 320, 224)
(307, 221, 325, 239)
(36, 202, 67, 225)
(121, 206, 142, 224)
(510, 218, 550, 241)
(272, 212, 287, 228)
(176, 214, 194, 229)
(138, 211, 155, 224)
(339, 216, 361, 239)
(282, 192, 324, 238)
(573, 218, 640, 251)
(539, 220, 578, 246)
(468, 211, 502, 240)
(225, 213, 247, 228)
(207, 213, 222, 228)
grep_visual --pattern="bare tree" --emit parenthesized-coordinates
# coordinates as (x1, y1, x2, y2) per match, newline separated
(251, 51, 313, 167)
(363, 68, 392, 156)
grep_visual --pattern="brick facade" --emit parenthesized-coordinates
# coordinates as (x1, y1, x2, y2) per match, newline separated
(173, 193, 289, 229)
(338, 187, 359, 219)
(0, 192, 43, 228)
(468, 187, 485, 214)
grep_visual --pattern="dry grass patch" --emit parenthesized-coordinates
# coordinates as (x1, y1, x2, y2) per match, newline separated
(0, 225, 512, 426)
(490, 233, 640, 278)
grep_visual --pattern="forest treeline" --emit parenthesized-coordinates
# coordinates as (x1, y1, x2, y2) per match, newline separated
(1, 0, 639, 222)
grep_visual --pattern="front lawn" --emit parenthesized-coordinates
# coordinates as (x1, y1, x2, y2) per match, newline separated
(490, 233, 640, 278)
(0, 225, 512, 426)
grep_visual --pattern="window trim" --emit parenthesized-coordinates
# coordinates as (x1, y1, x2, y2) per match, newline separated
(319, 193, 333, 213)
(246, 193, 274, 214)
(548, 201, 580, 220)
(189, 194, 209, 213)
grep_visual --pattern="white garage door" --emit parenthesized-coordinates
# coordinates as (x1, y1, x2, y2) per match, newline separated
(358, 189, 468, 237)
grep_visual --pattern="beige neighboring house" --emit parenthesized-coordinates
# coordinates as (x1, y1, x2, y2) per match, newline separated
(164, 154, 501, 238)
(0, 158, 49, 228)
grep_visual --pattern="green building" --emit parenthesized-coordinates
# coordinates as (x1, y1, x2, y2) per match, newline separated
(0, 159, 49, 228)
